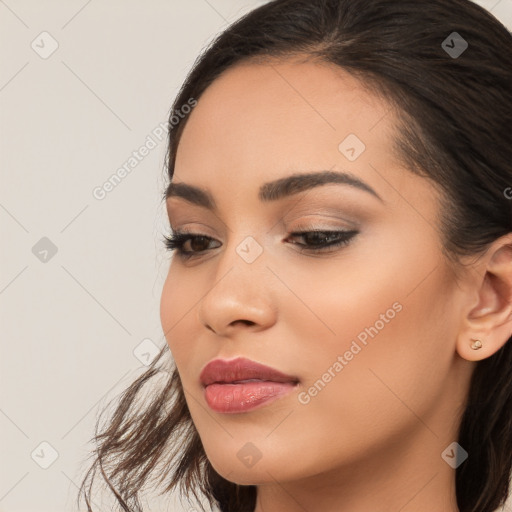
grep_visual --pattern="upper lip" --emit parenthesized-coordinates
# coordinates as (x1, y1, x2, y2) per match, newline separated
(200, 357, 299, 387)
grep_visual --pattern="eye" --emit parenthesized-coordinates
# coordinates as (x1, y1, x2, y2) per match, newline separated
(162, 228, 358, 260)
(286, 229, 359, 253)
(162, 231, 219, 258)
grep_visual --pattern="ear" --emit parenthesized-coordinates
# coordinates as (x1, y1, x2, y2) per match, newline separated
(456, 233, 512, 362)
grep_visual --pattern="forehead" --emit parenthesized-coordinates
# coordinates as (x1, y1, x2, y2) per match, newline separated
(174, 57, 399, 194)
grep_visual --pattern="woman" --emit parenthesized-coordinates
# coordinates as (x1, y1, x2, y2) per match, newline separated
(78, 1, 512, 511)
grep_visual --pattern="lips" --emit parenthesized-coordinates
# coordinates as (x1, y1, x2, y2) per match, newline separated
(199, 356, 299, 387)
(199, 357, 299, 413)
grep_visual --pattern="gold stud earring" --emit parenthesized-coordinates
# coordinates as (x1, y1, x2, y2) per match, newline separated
(470, 338, 483, 350)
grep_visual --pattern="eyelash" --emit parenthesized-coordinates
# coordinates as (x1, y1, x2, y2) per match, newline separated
(162, 228, 359, 260)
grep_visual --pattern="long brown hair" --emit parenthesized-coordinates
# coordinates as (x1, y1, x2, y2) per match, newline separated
(77, 1, 512, 511)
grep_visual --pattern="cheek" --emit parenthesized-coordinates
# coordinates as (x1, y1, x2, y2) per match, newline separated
(259, 252, 455, 452)
(159, 267, 198, 363)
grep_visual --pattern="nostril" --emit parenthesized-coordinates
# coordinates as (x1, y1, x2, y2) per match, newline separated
(232, 319, 255, 327)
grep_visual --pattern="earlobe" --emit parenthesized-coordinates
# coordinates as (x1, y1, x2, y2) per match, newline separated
(456, 234, 512, 362)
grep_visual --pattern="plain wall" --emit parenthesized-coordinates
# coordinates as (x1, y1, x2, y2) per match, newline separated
(1, 1, 511, 511)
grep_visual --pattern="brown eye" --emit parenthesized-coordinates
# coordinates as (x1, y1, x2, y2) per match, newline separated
(162, 232, 220, 259)
(286, 230, 359, 252)
(185, 235, 211, 252)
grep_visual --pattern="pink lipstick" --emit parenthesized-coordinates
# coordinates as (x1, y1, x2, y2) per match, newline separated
(200, 357, 299, 413)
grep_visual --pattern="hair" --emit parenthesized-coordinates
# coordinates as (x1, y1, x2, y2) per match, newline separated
(77, 1, 512, 511)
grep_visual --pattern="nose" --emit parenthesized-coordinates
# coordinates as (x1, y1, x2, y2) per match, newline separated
(196, 239, 277, 337)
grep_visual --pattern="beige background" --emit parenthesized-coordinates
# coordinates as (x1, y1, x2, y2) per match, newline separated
(1, 1, 511, 511)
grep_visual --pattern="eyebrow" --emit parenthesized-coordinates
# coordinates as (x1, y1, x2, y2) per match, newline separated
(164, 170, 383, 211)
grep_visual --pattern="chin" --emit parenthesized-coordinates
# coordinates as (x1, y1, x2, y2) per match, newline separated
(210, 463, 276, 486)
(203, 446, 281, 484)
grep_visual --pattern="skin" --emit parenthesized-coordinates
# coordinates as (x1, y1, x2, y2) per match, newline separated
(160, 57, 512, 512)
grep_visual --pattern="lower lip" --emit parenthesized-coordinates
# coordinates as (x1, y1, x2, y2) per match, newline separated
(204, 380, 297, 413)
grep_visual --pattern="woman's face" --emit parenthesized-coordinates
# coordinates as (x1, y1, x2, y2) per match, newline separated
(160, 58, 474, 488)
